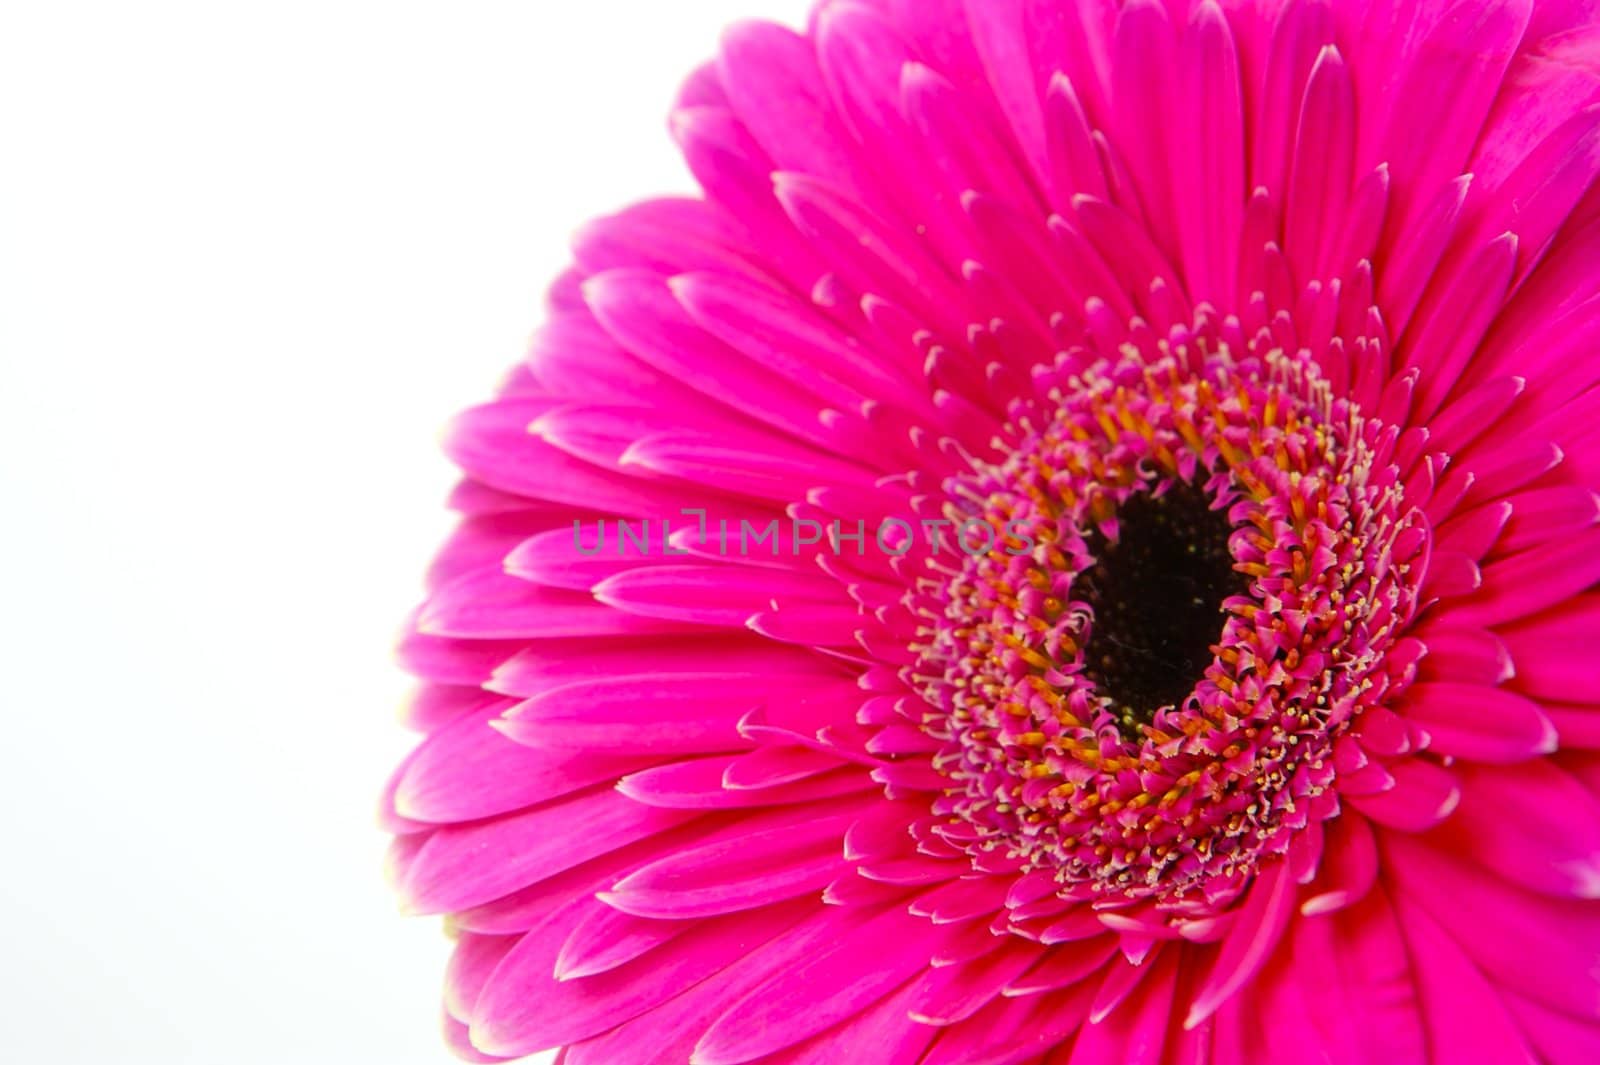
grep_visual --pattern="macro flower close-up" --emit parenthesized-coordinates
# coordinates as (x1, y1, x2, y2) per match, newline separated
(384, 0, 1600, 1061)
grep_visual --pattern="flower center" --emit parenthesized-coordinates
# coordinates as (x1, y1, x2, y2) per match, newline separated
(906, 313, 1428, 909)
(1077, 480, 1248, 733)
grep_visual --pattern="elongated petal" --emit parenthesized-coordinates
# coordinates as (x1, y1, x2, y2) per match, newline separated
(1301, 812, 1378, 916)
(393, 706, 645, 823)
(475, 901, 814, 1057)
(601, 802, 859, 919)
(1499, 594, 1600, 703)
(694, 904, 935, 1063)
(1384, 831, 1600, 1019)
(499, 673, 856, 754)
(1435, 760, 1600, 898)
(1346, 758, 1460, 832)
(1398, 681, 1557, 763)
(401, 789, 697, 914)
(1186, 860, 1295, 1028)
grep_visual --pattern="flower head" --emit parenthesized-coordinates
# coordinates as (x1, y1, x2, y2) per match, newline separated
(387, 1, 1600, 1061)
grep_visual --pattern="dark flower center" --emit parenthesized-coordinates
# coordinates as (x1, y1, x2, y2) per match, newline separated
(1077, 480, 1248, 732)
(915, 335, 1423, 903)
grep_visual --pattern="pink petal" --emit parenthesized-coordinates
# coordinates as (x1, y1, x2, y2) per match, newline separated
(1416, 626, 1514, 687)
(1434, 760, 1600, 898)
(475, 900, 814, 1058)
(444, 932, 518, 1023)
(392, 705, 645, 823)
(1365, 0, 1529, 273)
(1498, 593, 1600, 703)
(443, 398, 692, 517)
(553, 905, 692, 982)
(443, 1011, 513, 1063)
(1041, 907, 1112, 944)
(772, 168, 967, 335)
(572, 198, 759, 281)
(1549, 705, 1600, 749)
(622, 431, 876, 503)
(759, 979, 935, 1065)
(1497, 486, 1600, 557)
(1379, 174, 1473, 338)
(1351, 704, 1417, 757)
(452, 838, 675, 935)
(1106, 0, 1178, 248)
(1457, 436, 1564, 510)
(1285, 45, 1355, 280)
(400, 788, 696, 915)
(488, 636, 832, 695)
(920, 979, 1097, 1065)
(1185, 859, 1295, 1028)
(843, 798, 922, 862)
(1471, 99, 1600, 278)
(1427, 374, 1527, 455)
(427, 509, 576, 591)
(1075, 947, 1178, 1063)
(594, 563, 846, 628)
(716, 21, 874, 200)
(502, 525, 668, 592)
(1346, 757, 1460, 831)
(1503, 991, 1600, 1065)
(1248, 949, 1339, 1065)
(747, 601, 869, 647)
(1004, 936, 1119, 996)
(672, 270, 924, 413)
(617, 752, 869, 809)
(601, 800, 859, 919)
(1248, 0, 1332, 202)
(1447, 525, 1600, 628)
(668, 105, 827, 295)
(693, 903, 935, 1064)
(908, 940, 1045, 1024)
(960, 0, 1049, 195)
(582, 269, 846, 449)
(1434, 501, 1512, 564)
(396, 681, 501, 733)
(1403, 234, 1519, 420)
(397, 628, 531, 687)
(1174, 1, 1244, 304)
(499, 673, 856, 754)
(562, 903, 893, 1065)
(1286, 890, 1425, 1062)
(527, 311, 692, 408)
(1398, 681, 1557, 763)
(1300, 812, 1378, 916)
(901, 58, 1043, 222)
(1383, 831, 1600, 1020)
(908, 876, 1010, 924)
(420, 566, 696, 640)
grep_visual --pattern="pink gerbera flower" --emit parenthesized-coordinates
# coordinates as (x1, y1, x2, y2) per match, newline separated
(385, 0, 1600, 1061)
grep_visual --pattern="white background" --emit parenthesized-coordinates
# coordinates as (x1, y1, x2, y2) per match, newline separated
(0, 2, 809, 1061)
